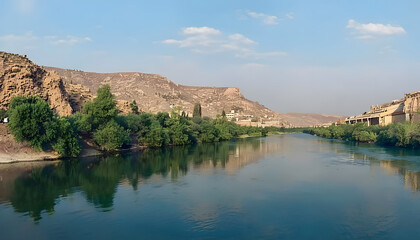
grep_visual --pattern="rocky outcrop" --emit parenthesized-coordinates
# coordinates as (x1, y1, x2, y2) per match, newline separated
(0, 52, 73, 115)
(0, 52, 132, 115)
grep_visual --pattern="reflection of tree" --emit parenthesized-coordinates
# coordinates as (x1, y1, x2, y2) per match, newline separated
(10, 164, 78, 221)
(8, 137, 278, 221)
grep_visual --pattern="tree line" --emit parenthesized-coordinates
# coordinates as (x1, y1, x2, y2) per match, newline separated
(5, 85, 284, 157)
(304, 122, 420, 148)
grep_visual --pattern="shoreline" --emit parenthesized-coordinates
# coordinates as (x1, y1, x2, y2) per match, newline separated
(0, 134, 283, 164)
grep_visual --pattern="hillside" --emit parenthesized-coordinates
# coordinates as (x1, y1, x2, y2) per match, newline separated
(45, 67, 293, 126)
(278, 113, 346, 127)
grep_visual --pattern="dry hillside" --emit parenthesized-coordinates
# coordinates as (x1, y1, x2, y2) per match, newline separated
(45, 67, 292, 126)
(278, 113, 346, 127)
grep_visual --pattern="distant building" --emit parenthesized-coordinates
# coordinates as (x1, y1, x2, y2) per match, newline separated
(343, 91, 420, 126)
(226, 113, 235, 119)
(2, 117, 8, 123)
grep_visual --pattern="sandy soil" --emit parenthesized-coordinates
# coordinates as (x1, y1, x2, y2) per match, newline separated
(0, 124, 60, 163)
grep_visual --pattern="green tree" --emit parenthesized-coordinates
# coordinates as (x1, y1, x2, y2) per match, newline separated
(82, 85, 118, 131)
(221, 109, 226, 118)
(8, 96, 56, 150)
(193, 103, 202, 117)
(52, 117, 81, 157)
(139, 121, 170, 147)
(93, 120, 130, 151)
(130, 100, 139, 114)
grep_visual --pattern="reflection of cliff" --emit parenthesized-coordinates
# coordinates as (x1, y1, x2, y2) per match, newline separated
(319, 139, 420, 191)
(380, 161, 420, 191)
(197, 139, 282, 175)
(0, 137, 280, 221)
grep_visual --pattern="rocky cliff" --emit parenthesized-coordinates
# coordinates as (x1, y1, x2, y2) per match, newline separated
(0, 52, 74, 115)
(0, 52, 131, 115)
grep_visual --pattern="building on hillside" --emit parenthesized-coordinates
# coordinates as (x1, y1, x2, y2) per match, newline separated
(343, 91, 420, 126)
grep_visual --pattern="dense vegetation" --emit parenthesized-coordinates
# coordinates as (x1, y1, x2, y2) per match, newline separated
(7, 96, 81, 157)
(7, 85, 284, 157)
(304, 122, 420, 148)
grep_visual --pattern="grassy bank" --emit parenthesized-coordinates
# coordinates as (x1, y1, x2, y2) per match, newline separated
(304, 122, 420, 148)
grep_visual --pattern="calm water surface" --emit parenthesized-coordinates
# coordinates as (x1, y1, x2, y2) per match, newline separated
(1, 134, 420, 239)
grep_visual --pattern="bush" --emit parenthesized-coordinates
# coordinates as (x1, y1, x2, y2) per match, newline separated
(8, 96, 56, 150)
(353, 130, 377, 142)
(82, 85, 118, 131)
(139, 121, 169, 147)
(93, 120, 130, 151)
(8, 96, 81, 156)
(52, 117, 81, 157)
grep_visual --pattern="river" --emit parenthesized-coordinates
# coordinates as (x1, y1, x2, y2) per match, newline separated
(1, 133, 420, 239)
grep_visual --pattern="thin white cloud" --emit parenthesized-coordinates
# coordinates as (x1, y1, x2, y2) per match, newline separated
(0, 32, 92, 50)
(0, 31, 38, 42)
(48, 35, 92, 45)
(346, 19, 406, 39)
(162, 27, 222, 49)
(247, 11, 279, 25)
(162, 27, 286, 59)
(183, 27, 221, 35)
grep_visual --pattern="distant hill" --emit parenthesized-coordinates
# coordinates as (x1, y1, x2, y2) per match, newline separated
(277, 113, 346, 127)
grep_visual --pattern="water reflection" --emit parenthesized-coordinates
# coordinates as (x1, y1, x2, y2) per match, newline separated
(314, 137, 420, 191)
(0, 137, 281, 221)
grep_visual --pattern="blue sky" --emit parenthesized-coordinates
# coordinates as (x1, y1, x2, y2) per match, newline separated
(1, 0, 419, 115)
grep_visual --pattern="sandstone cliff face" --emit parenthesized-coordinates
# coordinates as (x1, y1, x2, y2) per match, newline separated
(0, 52, 73, 116)
(0, 52, 131, 115)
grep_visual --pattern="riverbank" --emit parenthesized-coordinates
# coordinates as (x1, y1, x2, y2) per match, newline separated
(0, 123, 286, 164)
(304, 122, 420, 149)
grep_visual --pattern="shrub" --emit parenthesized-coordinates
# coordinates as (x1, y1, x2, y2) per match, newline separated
(52, 117, 81, 157)
(8, 96, 56, 150)
(82, 85, 118, 130)
(93, 120, 130, 151)
(139, 121, 169, 147)
(353, 130, 377, 142)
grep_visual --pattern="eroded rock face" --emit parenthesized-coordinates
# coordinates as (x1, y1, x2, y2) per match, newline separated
(0, 52, 73, 116)
(0, 52, 132, 116)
